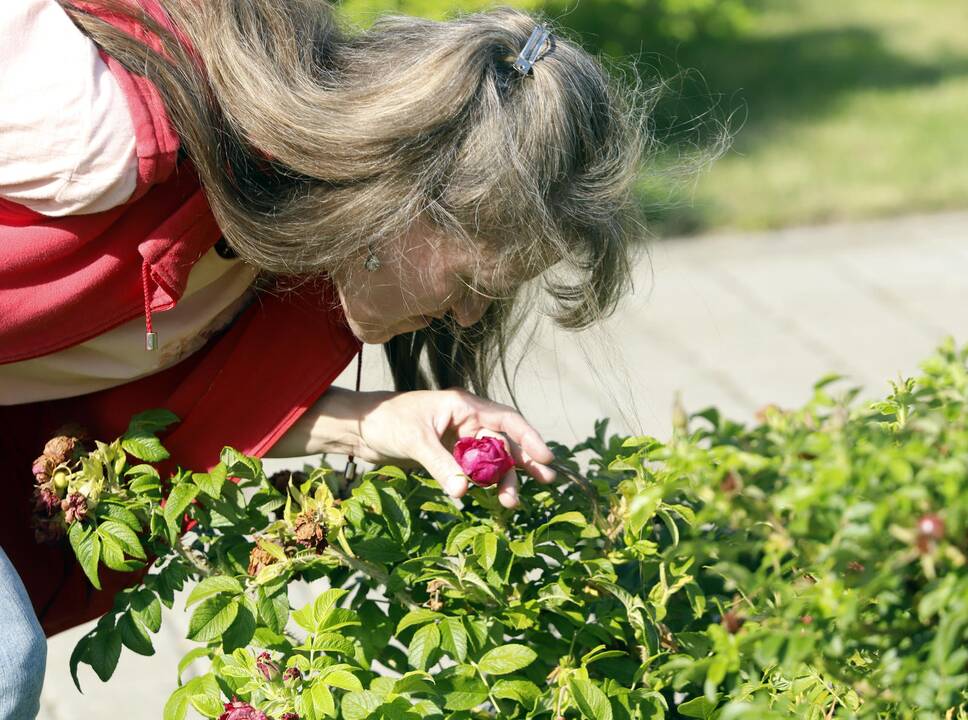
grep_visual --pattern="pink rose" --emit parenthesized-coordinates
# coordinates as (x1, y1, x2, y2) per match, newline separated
(218, 699, 270, 720)
(453, 436, 515, 488)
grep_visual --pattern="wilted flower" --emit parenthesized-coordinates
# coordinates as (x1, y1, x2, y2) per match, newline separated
(292, 510, 327, 553)
(33, 483, 62, 516)
(282, 666, 302, 683)
(255, 651, 279, 681)
(247, 544, 277, 577)
(61, 493, 88, 525)
(452, 436, 515, 488)
(280, 713, 300, 720)
(43, 435, 80, 466)
(218, 699, 270, 720)
(32, 454, 54, 483)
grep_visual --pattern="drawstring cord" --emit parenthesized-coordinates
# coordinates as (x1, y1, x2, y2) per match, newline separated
(142, 259, 158, 351)
(343, 347, 364, 482)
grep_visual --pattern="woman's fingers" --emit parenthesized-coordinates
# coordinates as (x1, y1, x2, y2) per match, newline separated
(411, 431, 468, 499)
(497, 468, 520, 508)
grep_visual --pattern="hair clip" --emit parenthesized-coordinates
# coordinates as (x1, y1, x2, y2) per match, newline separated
(512, 24, 553, 76)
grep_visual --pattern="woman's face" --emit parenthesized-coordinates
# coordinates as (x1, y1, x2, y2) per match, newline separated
(334, 222, 524, 345)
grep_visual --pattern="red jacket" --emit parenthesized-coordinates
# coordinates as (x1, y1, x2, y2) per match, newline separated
(0, 0, 360, 635)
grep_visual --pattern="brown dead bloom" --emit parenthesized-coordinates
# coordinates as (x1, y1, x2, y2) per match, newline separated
(43, 435, 80, 467)
(293, 510, 327, 553)
(247, 545, 277, 577)
(61, 493, 88, 525)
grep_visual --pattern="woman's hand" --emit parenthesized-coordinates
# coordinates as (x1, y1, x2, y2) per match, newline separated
(268, 386, 556, 508)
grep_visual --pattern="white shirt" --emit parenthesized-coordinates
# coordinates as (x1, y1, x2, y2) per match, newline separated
(0, 0, 258, 404)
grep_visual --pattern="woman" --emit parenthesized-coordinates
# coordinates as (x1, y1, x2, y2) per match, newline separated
(0, 0, 644, 715)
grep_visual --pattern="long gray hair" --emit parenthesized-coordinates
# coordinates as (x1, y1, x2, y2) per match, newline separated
(62, 0, 647, 397)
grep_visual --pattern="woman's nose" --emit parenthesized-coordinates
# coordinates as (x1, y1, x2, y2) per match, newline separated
(453, 294, 490, 327)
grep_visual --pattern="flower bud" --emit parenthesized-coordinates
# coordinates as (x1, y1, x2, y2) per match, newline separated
(452, 436, 515, 488)
(255, 651, 279, 681)
(282, 666, 302, 683)
(280, 714, 300, 720)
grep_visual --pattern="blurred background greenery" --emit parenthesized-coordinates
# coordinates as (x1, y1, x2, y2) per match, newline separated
(335, 0, 968, 237)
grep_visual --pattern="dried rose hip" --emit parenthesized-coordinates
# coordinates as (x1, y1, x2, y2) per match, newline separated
(452, 436, 515, 488)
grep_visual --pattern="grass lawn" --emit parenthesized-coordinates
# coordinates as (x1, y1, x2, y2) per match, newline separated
(640, 0, 968, 235)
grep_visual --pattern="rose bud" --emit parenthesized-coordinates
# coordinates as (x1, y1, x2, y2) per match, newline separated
(61, 493, 88, 525)
(293, 510, 327, 553)
(452, 436, 515, 488)
(32, 455, 54, 483)
(255, 651, 280, 681)
(218, 699, 270, 720)
(280, 714, 300, 720)
(43, 435, 79, 466)
(282, 666, 302, 684)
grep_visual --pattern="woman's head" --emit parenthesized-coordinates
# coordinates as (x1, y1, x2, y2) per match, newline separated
(64, 0, 647, 394)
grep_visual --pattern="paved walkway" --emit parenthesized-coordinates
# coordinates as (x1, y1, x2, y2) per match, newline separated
(41, 210, 968, 717)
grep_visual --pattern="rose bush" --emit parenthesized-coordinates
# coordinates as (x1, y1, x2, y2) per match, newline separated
(53, 340, 968, 718)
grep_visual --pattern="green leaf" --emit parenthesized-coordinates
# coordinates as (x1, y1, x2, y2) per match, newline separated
(69, 635, 91, 692)
(473, 532, 498, 570)
(341, 690, 382, 720)
(163, 684, 192, 720)
(186, 575, 244, 608)
(187, 595, 239, 643)
(257, 586, 290, 634)
(97, 503, 142, 532)
(439, 616, 468, 663)
(492, 679, 541, 707)
(442, 674, 488, 712)
(537, 511, 587, 537)
(98, 520, 146, 560)
(68, 522, 101, 590)
(126, 408, 180, 435)
(163, 483, 199, 538)
(568, 678, 613, 720)
(321, 669, 364, 693)
(220, 447, 263, 481)
(407, 622, 440, 671)
(478, 644, 537, 675)
(190, 693, 225, 719)
(396, 608, 442, 634)
(677, 696, 717, 719)
(118, 612, 155, 656)
(193, 463, 227, 499)
(177, 647, 212, 684)
(221, 603, 256, 653)
(89, 620, 123, 682)
(121, 434, 170, 462)
(99, 532, 128, 572)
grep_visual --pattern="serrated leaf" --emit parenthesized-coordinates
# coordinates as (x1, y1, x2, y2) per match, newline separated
(478, 644, 537, 675)
(396, 608, 442, 634)
(407, 622, 440, 671)
(121, 434, 170, 462)
(163, 684, 192, 720)
(257, 586, 290, 634)
(439, 616, 468, 663)
(98, 520, 145, 560)
(89, 620, 123, 682)
(341, 690, 382, 720)
(492, 679, 541, 706)
(118, 612, 155, 656)
(569, 678, 613, 720)
(97, 503, 142, 532)
(126, 408, 180, 435)
(221, 603, 256, 653)
(442, 675, 488, 712)
(69, 635, 91, 692)
(163, 483, 199, 538)
(187, 595, 239, 643)
(321, 669, 364, 692)
(68, 522, 101, 590)
(186, 575, 244, 608)
(177, 647, 212, 684)
(677, 696, 717, 719)
(190, 693, 224, 719)
(473, 532, 498, 570)
(193, 463, 227, 499)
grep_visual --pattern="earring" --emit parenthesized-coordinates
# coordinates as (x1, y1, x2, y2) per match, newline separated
(364, 245, 381, 272)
